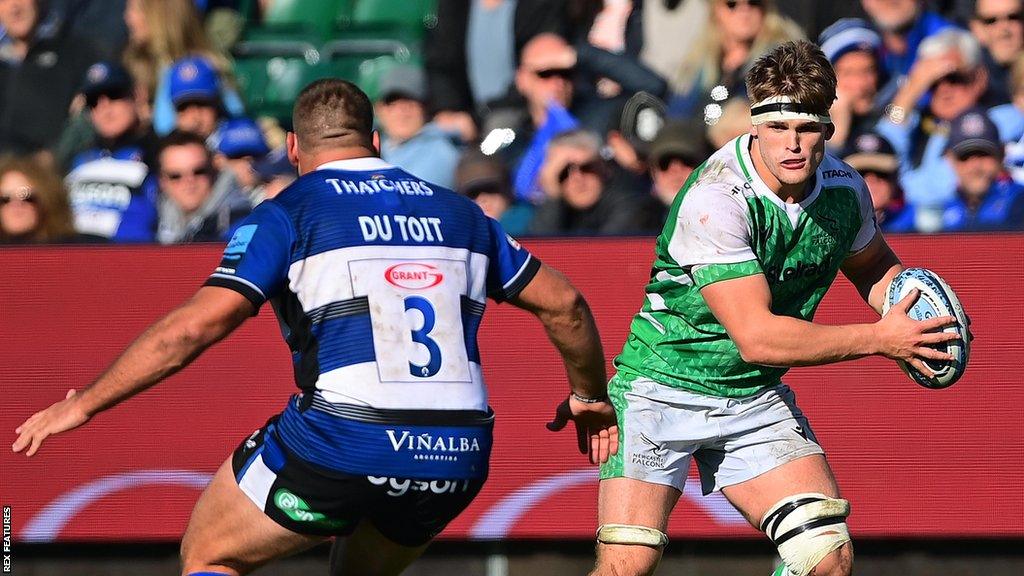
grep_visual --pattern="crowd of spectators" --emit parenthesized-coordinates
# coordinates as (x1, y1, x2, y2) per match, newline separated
(1, 0, 1023, 246)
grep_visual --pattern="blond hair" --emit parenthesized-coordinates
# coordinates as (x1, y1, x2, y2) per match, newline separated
(672, 0, 804, 95)
(0, 156, 76, 243)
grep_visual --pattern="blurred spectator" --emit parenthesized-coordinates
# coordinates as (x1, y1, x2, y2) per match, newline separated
(939, 109, 1024, 231)
(426, 0, 566, 142)
(819, 19, 885, 149)
(706, 96, 752, 148)
(454, 149, 534, 235)
(861, 0, 956, 82)
(0, 0, 100, 155)
(251, 147, 295, 202)
(667, 0, 803, 122)
(639, 119, 709, 232)
(0, 155, 82, 243)
(842, 131, 915, 232)
(772, 0, 866, 41)
(490, 32, 665, 202)
(641, 0, 709, 81)
(567, 0, 642, 57)
(122, 0, 243, 135)
(155, 130, 250, 243)
(878, 29, 988, 209)
(64, 61, 160, 243)
(51, 0, 128, 60)
(969, 0, 1024, 105)
(170, 56, 226, 142)
(531, 129, 646, 235)
(376, 65, 460, 189)
(989, 54, 1024, 180)
(214, 116, 270, 204)
(605, 91, 666, 197)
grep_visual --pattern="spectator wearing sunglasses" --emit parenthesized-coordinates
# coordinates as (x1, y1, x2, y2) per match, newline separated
(155, 129, 250, 243)
(841, 131, 915, 233)
(530, 129, 646, 236)
(63, 61, 161, 242)
(454, 149, 534, 236)
(0, 0, 101, 155)
(376, 65, 460, 190)
(667, 0, 804, 123)
(937, 110, 1024, 231)
(0, 155, 82, 244)
(637, 119, 709, 233)
(878, 29, 990, 211)
(969, 0, 1024, 106)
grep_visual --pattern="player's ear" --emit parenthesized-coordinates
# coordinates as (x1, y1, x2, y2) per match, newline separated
(372, 130, 381, 155)
(824, 123, 836, 141)
(286, 132, 299, 167)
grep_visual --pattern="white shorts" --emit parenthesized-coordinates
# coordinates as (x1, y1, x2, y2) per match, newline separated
(600, 374, 824, 494)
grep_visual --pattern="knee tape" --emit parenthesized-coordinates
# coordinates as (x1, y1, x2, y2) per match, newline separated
(596, 523, 669, 547)
(760, 493, 851, 576)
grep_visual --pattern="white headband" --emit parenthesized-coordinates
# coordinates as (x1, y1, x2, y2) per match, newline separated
(750, 96, 832, 125)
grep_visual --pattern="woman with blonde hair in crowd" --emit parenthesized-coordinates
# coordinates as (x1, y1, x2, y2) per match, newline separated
(0, 157, 82, 244)
(667, 0, 803, 122)
(123, 0, 244, 135)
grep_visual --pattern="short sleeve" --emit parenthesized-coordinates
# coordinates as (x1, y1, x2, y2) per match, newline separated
(484, 216, 540, 302)
(849, 177, 879, 254)
(666, 187, 761, 288)
(203, 201, 294, 310)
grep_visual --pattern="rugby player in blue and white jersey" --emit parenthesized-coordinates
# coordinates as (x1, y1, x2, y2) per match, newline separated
(13, 79, 618, 576)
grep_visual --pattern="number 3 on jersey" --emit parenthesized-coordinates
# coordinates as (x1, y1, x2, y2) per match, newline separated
(350, 258, 473, 384)
(404, 295, 441, 377)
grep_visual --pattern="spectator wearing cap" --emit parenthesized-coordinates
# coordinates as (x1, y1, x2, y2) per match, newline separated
(842, 131, 915, 232)
(168, 55, 227, 143)
(531, 129, 646, 236)
(63, 61, 161, 242)
(639, 119, 709, 232)
(376, 65, 461, 189)
(605, 91, 666, 198)
(938, 109, 1024, 231)
(969, 0, 1024, 105)
(214, 116, 271, 204)
(454, 149, 533, 236)
(819, 18, 886, 149)
(878, 29, 990, 210)
(155, 129, 250, 243)
(487, 32, 666, 203)
(860, 0, 955, 82)
(0, 0, 101, 155)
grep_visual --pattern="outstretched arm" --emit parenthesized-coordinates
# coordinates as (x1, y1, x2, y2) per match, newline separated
(509, 263, 617, 464)
(12, 286, 254, 456)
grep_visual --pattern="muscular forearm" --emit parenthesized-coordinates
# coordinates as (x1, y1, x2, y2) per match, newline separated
(539, 295, 609, 398)
(737, 315, 882, 367)
(75, 299, 243, 417)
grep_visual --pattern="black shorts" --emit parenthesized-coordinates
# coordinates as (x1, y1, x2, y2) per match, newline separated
(231, 417, 486, 546)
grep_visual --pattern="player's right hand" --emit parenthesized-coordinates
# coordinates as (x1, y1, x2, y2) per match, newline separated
(876, 289, 961, 376)
(546, 395, 619, 465)
(12, 389, 90, 457)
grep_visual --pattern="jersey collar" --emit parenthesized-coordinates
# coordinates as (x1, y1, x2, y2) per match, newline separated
(316, 157, 394, 172)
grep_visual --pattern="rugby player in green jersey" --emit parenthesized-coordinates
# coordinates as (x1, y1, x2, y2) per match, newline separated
(588, 41, 962, 576)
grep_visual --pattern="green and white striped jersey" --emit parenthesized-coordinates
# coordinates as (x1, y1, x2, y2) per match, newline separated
(614, 134, 877, 397)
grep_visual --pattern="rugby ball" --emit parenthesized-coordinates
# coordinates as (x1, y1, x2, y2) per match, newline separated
(881, 268, 970, 389)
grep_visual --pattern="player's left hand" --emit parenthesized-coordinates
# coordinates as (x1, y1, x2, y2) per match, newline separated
(12, 389, 90, 457)
(546, 395, 619, 465)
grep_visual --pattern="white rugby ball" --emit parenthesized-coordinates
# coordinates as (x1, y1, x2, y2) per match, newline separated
(881, 268, 970, 389)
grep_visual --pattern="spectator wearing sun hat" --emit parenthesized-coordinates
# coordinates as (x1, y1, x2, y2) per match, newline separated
(842, 131, 915, 233)
(818, 18, 886, 149)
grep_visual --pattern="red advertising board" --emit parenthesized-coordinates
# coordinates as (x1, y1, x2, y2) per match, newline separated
(1, 235, 1022, 542)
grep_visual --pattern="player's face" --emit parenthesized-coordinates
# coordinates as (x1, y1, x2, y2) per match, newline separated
(752, 119, 830, 190)
(160, 144, 214, 214)
(90, 93, 138, 140)
(0, 170, 40, 237)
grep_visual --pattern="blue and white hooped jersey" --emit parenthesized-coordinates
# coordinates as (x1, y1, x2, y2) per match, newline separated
(206, 158, 538, 479)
